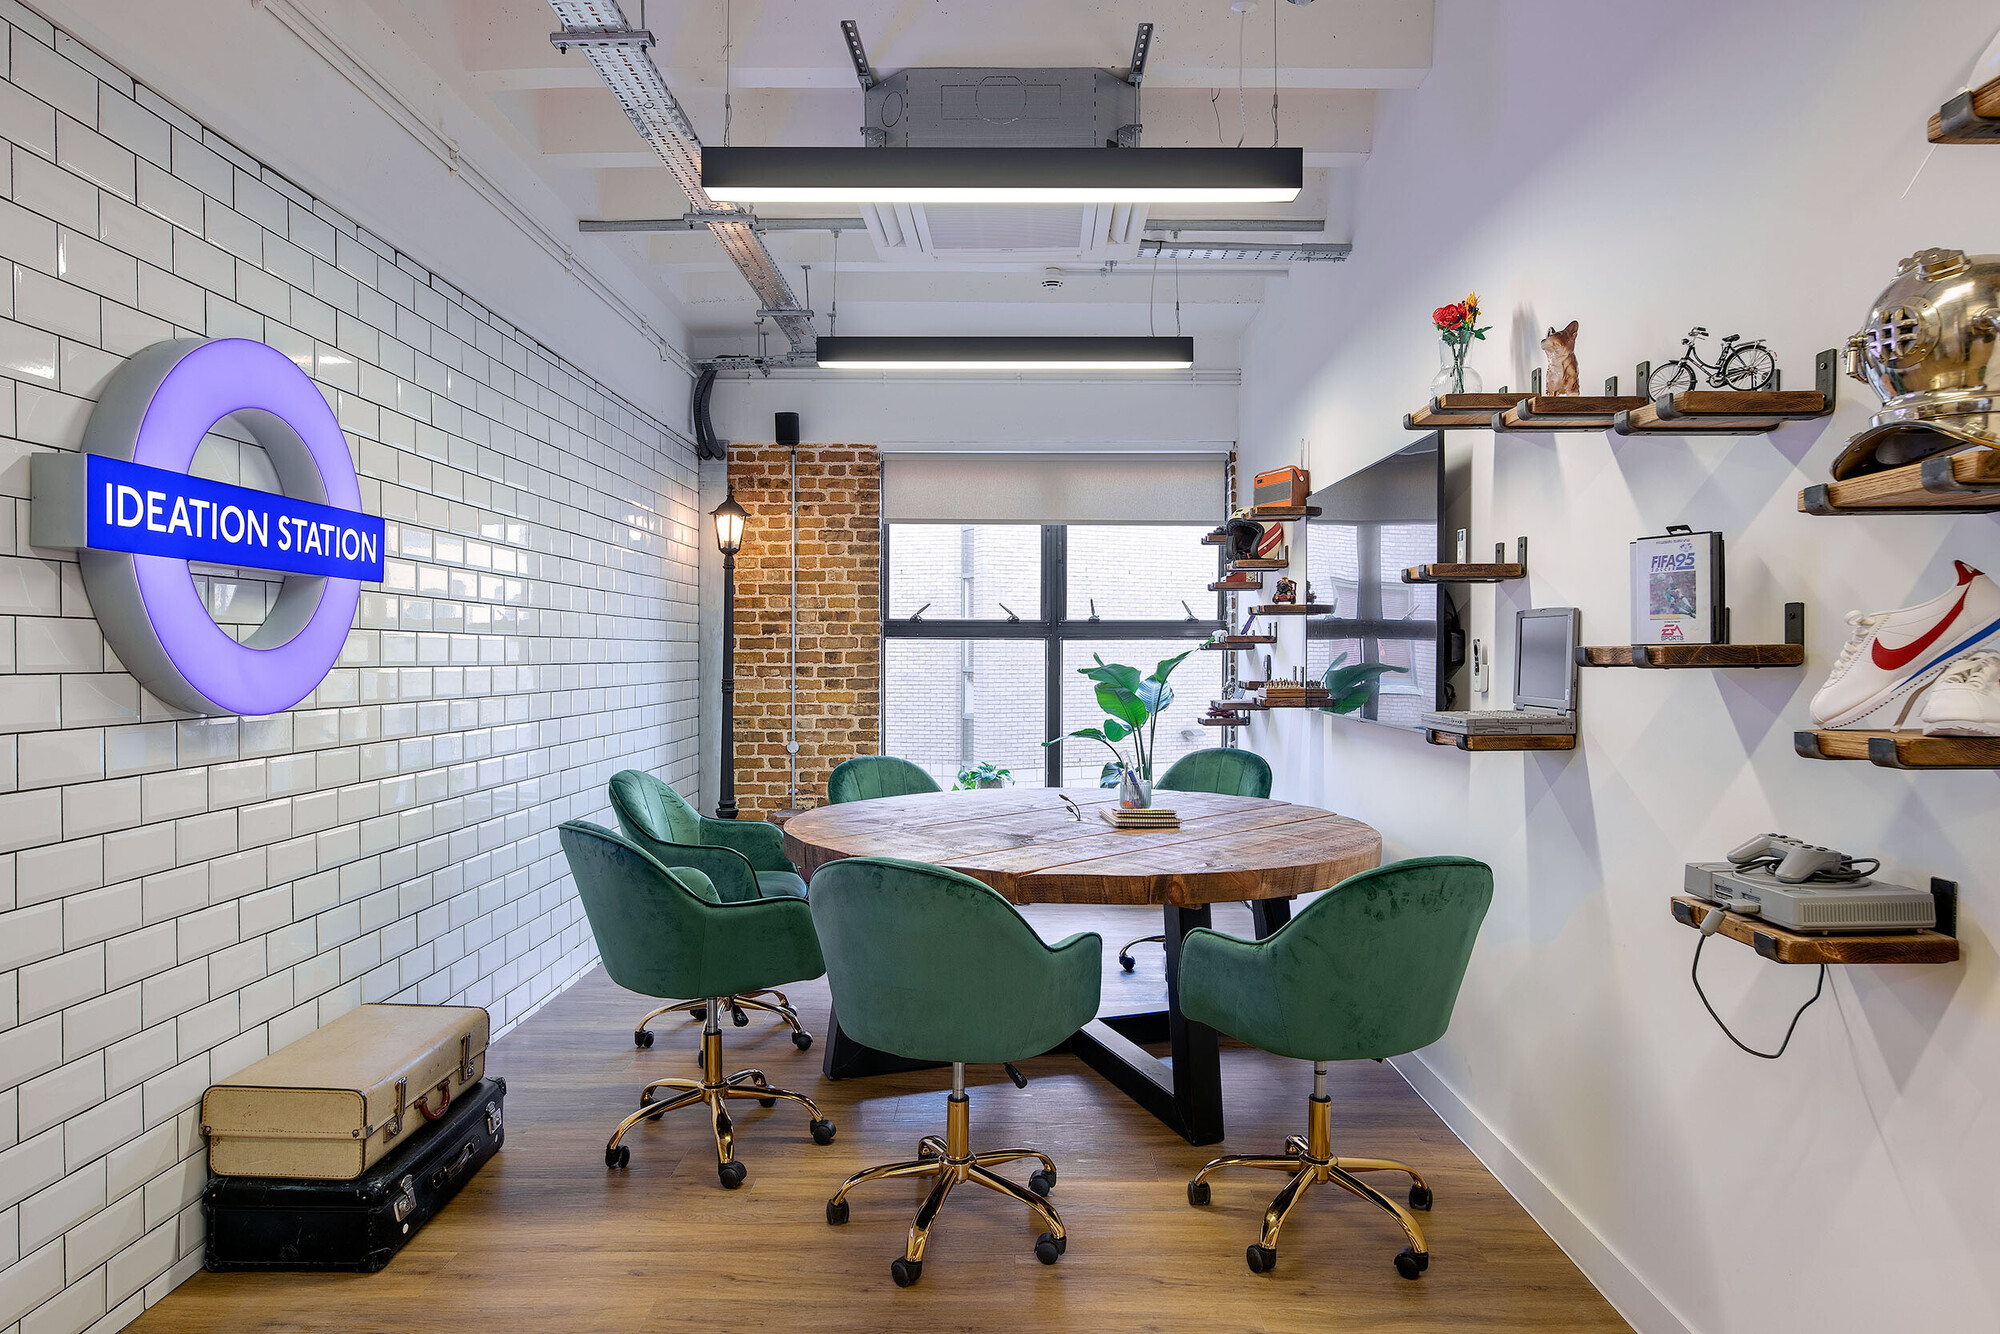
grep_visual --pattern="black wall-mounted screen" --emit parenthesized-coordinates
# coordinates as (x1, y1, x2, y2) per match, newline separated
(1303, 435, 1448, 732)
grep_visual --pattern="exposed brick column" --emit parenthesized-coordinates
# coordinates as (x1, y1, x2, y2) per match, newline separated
(726, 444, 882, 818)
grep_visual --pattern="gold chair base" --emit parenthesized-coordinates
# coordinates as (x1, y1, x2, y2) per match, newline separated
(633, 987, 810, 1049)
(825, 1069, 1067, 1286)
(1191, 1090, 1433, 1278)
(1116, 934, 1166, 970)
(605, 1001, 834, 1185)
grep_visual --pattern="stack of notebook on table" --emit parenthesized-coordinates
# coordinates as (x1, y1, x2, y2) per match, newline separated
(1101, 806, 1182, 830)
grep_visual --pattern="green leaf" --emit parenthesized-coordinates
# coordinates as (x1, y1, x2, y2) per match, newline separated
(1098, 761, 1123, 788)
(1148, 650, 1192, 684)
(1317, 661, 1409, 714)
(1095, 682, 1149, 728)
(1081, 661, 1144, 693)
(1103, 718, 1132, 742)
(1136, 680, 1173, 715)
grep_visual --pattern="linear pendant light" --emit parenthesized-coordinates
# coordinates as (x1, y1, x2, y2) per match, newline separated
(702, 147, 1303, 204)
(815, 336, 1195, 371)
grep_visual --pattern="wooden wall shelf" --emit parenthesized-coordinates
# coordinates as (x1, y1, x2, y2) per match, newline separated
(1209, 578, 1263, 592)
(1794, 729, 2000, 771)
(1930, 76, 2000, 143)
(1581, 642, 1804, 669)
(1404, 391, 1518, 430)
(1254, 603, 1331, 616)
(1208, 698, 1267, 712)
(1405, 538, 1528, 585)
(1613, 352, 1835, 435)
(1425, 729, 1576, 752)
(1495, 394, 1647, 432)
(1228, 558, 1288, 572)
(1200, 531, 1231, 546)
(1200, 635, 1278, 650)
(1669, 895, 1959, 966)
(1249, 504, 1322, 520)
(1799, 448, 2000, 515)
(1197, 716, 1241, 727)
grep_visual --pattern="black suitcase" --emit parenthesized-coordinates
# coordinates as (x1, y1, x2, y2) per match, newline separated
(203, 1076, 505, 1272)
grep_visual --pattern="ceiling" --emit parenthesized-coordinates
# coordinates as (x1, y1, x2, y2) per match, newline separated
(360, 0, 1434, 364)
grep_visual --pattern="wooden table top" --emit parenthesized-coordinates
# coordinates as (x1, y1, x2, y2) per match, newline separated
(781, 787, 1382, 907)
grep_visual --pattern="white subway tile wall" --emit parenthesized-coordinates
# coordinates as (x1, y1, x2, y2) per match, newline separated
(0, 10, 699, 1334)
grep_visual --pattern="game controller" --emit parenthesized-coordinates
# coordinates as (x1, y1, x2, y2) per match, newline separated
(1725, 833, 1853, 884)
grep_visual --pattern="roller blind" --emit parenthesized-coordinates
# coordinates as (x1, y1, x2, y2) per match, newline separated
(882, 452, 1227, 524)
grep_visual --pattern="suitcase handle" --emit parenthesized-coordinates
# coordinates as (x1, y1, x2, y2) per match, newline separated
(415, 1080, 453, 1122)
(429, 1141, 476, 1191)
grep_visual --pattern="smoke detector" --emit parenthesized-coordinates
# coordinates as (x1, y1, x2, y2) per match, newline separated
(1040, 267, 1066, 290)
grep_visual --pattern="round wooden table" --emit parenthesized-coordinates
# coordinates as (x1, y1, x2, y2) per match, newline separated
(783, 787, 1382, 1144)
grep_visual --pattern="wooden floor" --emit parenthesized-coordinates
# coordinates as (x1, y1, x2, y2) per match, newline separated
(136, 904, 1630, 1334)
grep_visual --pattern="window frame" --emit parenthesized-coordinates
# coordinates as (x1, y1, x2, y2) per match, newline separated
(881, 523, 1225, 787)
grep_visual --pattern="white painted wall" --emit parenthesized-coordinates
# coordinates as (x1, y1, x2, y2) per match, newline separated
(0, 6, 699, 1331)
(1234, 3, 2000, 1331)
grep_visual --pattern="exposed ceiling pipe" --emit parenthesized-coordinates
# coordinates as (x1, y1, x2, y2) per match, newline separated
(546, 0, 815, 353)
(579, 215, 1330, 235)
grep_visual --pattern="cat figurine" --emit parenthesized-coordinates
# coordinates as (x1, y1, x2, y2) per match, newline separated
(1541, 320, 1580, 396)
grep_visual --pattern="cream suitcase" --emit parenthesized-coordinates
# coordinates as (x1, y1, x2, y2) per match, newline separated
(202, 1003, 490, 1180)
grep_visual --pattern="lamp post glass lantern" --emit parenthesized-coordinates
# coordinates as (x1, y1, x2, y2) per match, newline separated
(713, 490, 748, 819)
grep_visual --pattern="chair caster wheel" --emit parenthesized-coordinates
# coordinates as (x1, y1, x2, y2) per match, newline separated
(792, 1030, 814, 1051)
(690, 1007, 706, 1023)
(1246, 1244, 1277, 1274)
(756, 1092, 778, 1108)
(1395, 1248, 1429, 1279)
(731, 1006, 749, 1027)
(810, 1118, 837, 1145)
(1118, 954, 1136, 972)
(1187, 1180, 1210, 1207)
(718, 1160, 747, 1189)
(1028, 1168, 1055, 1197)
(826, 1198, 849, 1225)
(1034, 1232, 1065, 1265)
(890, 1257, 922, 1287)
(1409, 1183, 1433, 1211)
(633, 1028, 653, 1048)
(605, 1145, 629, 1169)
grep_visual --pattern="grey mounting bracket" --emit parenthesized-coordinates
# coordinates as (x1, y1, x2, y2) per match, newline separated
(1603, 376, 1618, 395)
(1939, 90, 2000, 141)
(549, 25, 654, 53)
(1531, 367, 1542, 394)
(1127, 23, 1154, 87)
(841, 20, 876, 89)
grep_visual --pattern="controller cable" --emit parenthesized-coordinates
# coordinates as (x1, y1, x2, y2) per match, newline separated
(1690, 855, 1878, 1059)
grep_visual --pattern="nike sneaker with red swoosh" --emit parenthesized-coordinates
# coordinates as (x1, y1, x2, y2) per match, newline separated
(1919, 652, 2000, 736)
(1809, 561, 2000, 730)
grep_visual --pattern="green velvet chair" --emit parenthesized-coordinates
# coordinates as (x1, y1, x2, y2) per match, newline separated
(558, 820, 836, 1187)
(607, 769, 812, 1048)
(809, 856, 1100, 1287)
(825, 755, 942, 805)
(1180, 855, 1493, 1279)
(1117, 748, 1275, 970)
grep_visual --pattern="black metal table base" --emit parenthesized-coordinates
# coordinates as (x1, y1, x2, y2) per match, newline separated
(821, 897, 1294, 1146)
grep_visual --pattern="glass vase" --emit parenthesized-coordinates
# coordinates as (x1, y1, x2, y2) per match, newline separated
(1118, 768, 1153, 810)
(1428, 337, 1483, 397)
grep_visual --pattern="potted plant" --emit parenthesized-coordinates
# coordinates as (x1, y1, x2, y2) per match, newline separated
(1045, 650, 1191, 809)
(954, 761, 1012, 791)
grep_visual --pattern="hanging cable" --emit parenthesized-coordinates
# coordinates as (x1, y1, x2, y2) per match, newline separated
(829, 231, 839, 336)
(1173, 248, 1182, 337)
(722, 0, 734, 146)
(1692, 936, 1827, 1060)
(802, 264, 812, 333)
(1235, 13, 1247, 147)
(1271, 0, 1280, 146)
(1149, 247, 1161, 336)
(1210, 88, 1224, 144)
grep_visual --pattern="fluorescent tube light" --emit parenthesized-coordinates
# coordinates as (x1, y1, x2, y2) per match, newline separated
(703, 147, 1302, 205)
(814, 336, 1195, 371)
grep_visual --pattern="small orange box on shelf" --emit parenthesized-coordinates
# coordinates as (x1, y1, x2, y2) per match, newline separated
(1252, 466, 1310, 510)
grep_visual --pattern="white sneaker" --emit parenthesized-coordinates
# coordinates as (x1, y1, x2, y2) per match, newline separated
(1919, 652, 2000, 736)
(1810, 561, 2000, 729)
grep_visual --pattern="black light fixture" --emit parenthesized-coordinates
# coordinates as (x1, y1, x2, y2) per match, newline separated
(701, 146, 1303, 205)
(711, 488, 748, 820)
(815, 335, 1194, 371)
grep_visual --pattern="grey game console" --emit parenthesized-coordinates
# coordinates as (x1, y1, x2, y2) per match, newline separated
(1683, 862, 1937, 933)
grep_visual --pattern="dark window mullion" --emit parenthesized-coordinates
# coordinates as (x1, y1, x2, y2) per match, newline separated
(1043, 524, 1064, 788)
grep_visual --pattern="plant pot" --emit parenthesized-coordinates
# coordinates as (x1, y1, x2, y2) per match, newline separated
(1118, 770, 1153, 810)
(1428, 337, 1483, 396)
(974, 778, 1006, 790)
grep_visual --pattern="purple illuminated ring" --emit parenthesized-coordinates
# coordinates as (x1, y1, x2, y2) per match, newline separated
(82, 339, 363, 716)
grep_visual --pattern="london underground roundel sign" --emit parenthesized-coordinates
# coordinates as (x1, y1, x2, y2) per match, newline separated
(30, 338, 383, 717)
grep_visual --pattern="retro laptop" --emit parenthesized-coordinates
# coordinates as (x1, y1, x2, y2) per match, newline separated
(1421, 607, 1579, 736)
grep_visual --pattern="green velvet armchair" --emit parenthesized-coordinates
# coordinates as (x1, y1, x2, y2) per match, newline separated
(1179, 855, 1493, 1280)
(558, 820, 835, 1187)
(1118, 747, 1275, 971)
(607, 768, 811, 1046)
(809, 856, 1099, 1287)
(825, 755, 942, 805)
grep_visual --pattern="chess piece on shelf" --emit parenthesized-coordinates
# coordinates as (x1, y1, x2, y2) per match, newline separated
(1542, 320, 1580, 396)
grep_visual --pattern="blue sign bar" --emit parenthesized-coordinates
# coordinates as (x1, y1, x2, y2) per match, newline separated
(84, 454, 385, 581)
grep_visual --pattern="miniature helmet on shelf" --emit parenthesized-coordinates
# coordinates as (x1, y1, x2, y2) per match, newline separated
(1833, 246, 2000, 479)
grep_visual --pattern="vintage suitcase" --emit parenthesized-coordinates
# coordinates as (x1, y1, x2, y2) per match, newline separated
(202, 1003, 490, 1179)
(204, 1076, 505, 1273)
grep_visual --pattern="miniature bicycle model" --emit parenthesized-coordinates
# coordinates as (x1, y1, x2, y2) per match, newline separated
(1646, 327, 1777, 396)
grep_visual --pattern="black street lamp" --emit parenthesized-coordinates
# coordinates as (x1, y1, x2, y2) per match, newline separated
(712, 488, 748, 820)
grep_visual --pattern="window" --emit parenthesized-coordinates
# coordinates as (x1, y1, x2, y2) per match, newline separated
(883, 524, 1224, 787)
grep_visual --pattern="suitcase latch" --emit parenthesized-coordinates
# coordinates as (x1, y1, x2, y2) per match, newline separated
(459, 1033, 476, 1083)
(391, 1175, 417, 1223)
(383, 1077, 408, 1140)
(485, 1100, 502, 1137)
